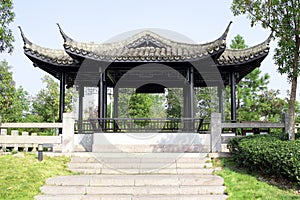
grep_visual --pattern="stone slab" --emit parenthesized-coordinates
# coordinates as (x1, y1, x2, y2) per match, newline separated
(133, 195, 228, 200)
(35, 195, 132, 200)
(68, 163, 103, 169)
(35, 194, 228, 200)
(40, 186, 86, 195)
(93, 133, 210, 153)
(179, 186, 226, 195)
(46, 176, 91, 186)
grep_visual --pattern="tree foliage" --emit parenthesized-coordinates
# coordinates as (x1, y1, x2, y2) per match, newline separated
(0, 0, 15, 53)
(194, 87, 218, 119)
(235, 68, 271, 121)
(231, 0, 300, 140)
(128, 93, 154, 118)
(0, 60, 29, 122)
(225, 35, 289, 122)
(166, 88, 182, 118)
(117, 88, 167, 119)
(31, 75, 75, 122)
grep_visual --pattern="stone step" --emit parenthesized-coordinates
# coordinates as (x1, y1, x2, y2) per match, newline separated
(36, 154, 227, 200)
(40, 185, 226, 195)
(68, 163, 103, 169)
(70, 156, 210, 164)
(46, 174, 224, 186)
(68, 162, 212, 169)
(35, 195, 228, 200)
(69, 167, 215, 175)
(35, 194, 228, 200)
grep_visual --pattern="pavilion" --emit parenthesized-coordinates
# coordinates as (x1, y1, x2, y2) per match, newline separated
(19, 22, 270, 133)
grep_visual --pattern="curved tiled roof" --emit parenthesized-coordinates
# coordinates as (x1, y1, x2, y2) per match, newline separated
(20, 23, 271, 87)
(19, 26, 75, 66)
(217, 34, 271, 66)
(57, 22, 232, 62)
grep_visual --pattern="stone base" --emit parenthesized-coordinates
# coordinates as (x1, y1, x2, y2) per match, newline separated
(93, 133, 210, 153)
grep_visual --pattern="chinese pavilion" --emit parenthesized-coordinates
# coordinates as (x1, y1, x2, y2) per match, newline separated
(19, 22, 270, 133)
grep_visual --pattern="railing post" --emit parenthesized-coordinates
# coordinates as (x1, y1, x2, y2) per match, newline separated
(0, 128, 7, 152)
(210, 113, 222, 153)
(282, 112, 290, 134)
(62, 113, 74, 153)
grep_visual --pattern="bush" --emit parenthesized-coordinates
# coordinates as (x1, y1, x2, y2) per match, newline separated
(228, 134, 300, 184)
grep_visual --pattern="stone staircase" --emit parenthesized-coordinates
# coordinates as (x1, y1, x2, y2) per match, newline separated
(35, 153, 227, 200)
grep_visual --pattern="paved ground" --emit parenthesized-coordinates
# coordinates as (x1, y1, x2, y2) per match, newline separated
(35, 153, 228, 200)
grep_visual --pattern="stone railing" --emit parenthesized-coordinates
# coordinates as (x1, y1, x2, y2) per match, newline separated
(0, 113, 74, 153)
(210, 113, 286, 153)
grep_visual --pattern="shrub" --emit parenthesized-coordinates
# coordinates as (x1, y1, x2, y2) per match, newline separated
(228, 134, 300, 184)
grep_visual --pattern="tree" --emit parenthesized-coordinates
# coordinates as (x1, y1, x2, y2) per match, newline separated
(31, 75, 75, 122)
(0, 0, 15, 53)
(194, 87, 218, 119)
(258, 89, 288, 122)
(118, 88, 134, 118)
(0, 60, 29, 122)
(231, 0, 300, 140)
(166, 88, 183, 118)
(128, 93, 154, 118)
(225, 35, 270, 121)
(117, 88, 166, 119)
(151, 94, 167, 119)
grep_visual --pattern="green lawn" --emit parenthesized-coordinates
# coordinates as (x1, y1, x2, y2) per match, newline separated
(1, 153, 300, 200)
(215, 157, 300, 200)
(0, 153, 74, 200)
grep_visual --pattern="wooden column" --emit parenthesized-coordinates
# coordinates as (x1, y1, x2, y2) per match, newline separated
(98, 68, 108, 131)
(78, 85, 84, 134)
(183, 85, 189, 118)
(98, 72, 104, 119)
(189, 66, 194, 119)
(218, 85, 224, 120)
(183, 66, 194, 132)
(113, 87, 119, 118)
(230, 72, 236, 122)
(103, 74, 107, 119)
(113, 87, 119, 132)
(58, 72, 66, 123)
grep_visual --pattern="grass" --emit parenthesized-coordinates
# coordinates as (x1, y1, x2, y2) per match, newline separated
(215, 157, 300, 200)
(0, 153, 74, 200)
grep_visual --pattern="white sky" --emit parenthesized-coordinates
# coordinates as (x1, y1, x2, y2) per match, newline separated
(0, 0, 293, 98)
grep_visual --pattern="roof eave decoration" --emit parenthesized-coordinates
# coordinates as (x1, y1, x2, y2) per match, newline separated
(18, 26, 32, 46)
(58, 22, 233, 62)
(57, 23, 73, 43)
(220, 21, 232, 42)
(217, 33, 271, 66)
(18, 26, 76, 67)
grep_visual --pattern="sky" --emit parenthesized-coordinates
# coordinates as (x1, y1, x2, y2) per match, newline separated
(0, 0, 293, 98)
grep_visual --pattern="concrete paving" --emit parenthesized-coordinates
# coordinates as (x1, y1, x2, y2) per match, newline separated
(35, 153, 227, 200)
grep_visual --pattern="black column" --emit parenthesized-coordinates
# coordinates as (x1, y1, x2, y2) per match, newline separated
(59, 72, 66, 123)
(78, 85, 84, 134)
(183, 66, 194, 132)
(183, 85, 189, 118)
(98, 72, 103, 119)
(218, 85, 224, 120)
(113, 87, 119, 118)
(103, 74, 107, 119)
(102, 76, 107, 131)
(189, 66, 194, 119)
(113, 87, 119, 132)
(230, 72, 236, 122)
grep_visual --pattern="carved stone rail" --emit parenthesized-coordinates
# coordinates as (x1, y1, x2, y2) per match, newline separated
(0, 113, 74, 153)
